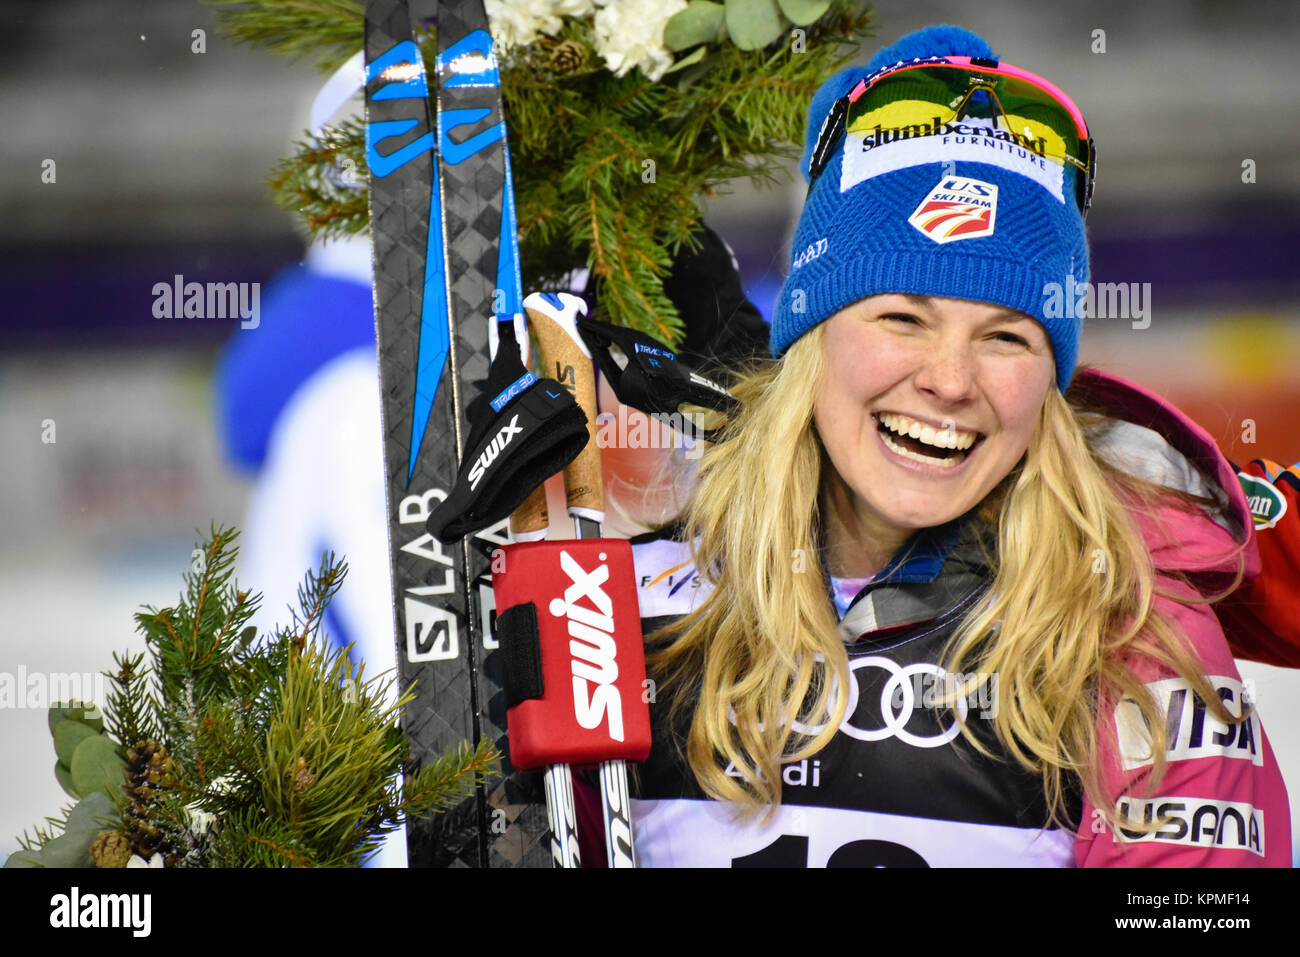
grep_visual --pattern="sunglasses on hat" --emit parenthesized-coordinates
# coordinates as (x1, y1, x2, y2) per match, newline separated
(807, 55, 1096, 215)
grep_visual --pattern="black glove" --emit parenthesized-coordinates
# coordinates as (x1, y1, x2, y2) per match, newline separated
(662, 223, 771, 372)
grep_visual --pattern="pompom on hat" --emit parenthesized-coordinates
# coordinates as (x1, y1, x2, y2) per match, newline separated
(771, 25, 1090, 392)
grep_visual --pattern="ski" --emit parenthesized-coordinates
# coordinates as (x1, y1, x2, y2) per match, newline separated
(363, 0, 550, 866)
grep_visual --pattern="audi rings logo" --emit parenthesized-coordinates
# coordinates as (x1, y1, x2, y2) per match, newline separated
(793, 658, 999, 749)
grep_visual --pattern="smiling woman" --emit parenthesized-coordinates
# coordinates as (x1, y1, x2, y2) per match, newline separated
(815, 295, 1055, 576)
(625, 25, 1291, 868)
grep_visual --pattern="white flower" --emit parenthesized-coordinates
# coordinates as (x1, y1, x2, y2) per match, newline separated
(185, 805, 217, 837)
(592, 0, 688, 82)
(486, 0, 597, 52)
(552, 0, 599, 16)
(127, 853, 165, 869)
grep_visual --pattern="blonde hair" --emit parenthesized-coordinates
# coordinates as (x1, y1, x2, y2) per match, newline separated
(647, 323, 1248, 832)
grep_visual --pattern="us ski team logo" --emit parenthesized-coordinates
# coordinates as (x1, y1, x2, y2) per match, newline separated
(908, 177, 998, 244)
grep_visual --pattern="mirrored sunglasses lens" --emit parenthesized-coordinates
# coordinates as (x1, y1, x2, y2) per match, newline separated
(848, 67, 1085, 169)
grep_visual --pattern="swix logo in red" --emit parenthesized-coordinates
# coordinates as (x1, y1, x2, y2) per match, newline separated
(908, 177, 998, 244)
(548, 549, 624, 742)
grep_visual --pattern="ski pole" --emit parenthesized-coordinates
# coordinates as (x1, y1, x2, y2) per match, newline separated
(424, 309, 595, 869)
(447, 294, 647, 869)
(522, 292, 636, 867)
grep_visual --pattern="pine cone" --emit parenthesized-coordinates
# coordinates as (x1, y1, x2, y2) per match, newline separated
(91, 830, 132, 869)
(550, 41, 588, 75)
(121, 739, 173, 859)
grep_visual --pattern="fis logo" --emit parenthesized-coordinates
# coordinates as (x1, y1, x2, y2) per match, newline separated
(908, 177, 998, 243)
(549, 549, 624, 742)
(468, 414, 521, 490)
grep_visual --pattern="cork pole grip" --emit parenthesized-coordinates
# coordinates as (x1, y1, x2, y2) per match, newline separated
(510, 483, 550, 538)
(525, 299, 604, 521)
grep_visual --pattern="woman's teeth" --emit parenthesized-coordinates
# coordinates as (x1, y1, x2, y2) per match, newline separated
(876, 412, 980, 468)
(878, 412, 977, 449)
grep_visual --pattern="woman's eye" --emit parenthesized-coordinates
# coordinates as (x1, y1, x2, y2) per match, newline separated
(992, 332, 1028, 345)
(882, 314, 920, 325)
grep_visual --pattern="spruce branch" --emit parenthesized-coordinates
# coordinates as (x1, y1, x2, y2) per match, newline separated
(16, 810, 72, 853)
(14, 526, 495, 867)
(103, 651, 160, 754)
(284, 550, 347, 657)
(268, 120, 369, 242)
(396, 737, 500, 824)
(135, 524, 259, 769)
(204, 0, 365, 73)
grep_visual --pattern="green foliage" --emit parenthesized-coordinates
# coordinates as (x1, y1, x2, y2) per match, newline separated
(205, 0, 365, 73)
(54, 762, 78, 800)
(778, 0, 834, 26)
(69, 735, 126, 799)
(133, 526, 262, 776)
(9, 525, 496, 868)
(6, 792, 119, 869)
(7, 701, 127, 866)
(213, 0, 874, 346)
(268, 118, 369, 243)
(664, 2, 726, 51)
(48, 702, 125, 804)
(725, 0, 785, 50)
(104, 651, 160, 755)
(49, 702, 103, 736)
(52, 720, 97, 768)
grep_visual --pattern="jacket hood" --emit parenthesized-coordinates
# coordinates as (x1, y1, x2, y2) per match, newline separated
(1069, 366, 1258, 588)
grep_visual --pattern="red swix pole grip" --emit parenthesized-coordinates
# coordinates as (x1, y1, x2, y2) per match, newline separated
(492, 538, 652, 771)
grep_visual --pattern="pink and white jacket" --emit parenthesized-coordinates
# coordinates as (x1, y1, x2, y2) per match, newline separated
(621, 368, 1290, 867)
(1068, 370, 1290, 866)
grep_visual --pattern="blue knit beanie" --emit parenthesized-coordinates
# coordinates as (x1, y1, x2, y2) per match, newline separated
(771, 25, 1090, 392)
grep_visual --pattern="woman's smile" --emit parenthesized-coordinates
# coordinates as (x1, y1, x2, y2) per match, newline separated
(871, 411, 985, 471)
(814, 293, 1055, 573)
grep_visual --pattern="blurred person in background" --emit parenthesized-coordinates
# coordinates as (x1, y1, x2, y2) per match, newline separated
(214, 232, 407, 865)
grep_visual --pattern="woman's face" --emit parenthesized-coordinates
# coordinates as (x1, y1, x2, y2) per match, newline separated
(814, 294, 1055, 543)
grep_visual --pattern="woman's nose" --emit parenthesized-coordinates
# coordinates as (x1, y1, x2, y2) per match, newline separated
(911, 338, 978, 405)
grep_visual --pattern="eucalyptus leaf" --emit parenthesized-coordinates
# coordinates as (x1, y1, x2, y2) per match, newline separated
(49, 702, 104, 736)
(53, 719, 97, 768)
(664, 1, 725, 52)
(64, 790, 118, 842)
(777, 0, 831, 26)
(663, 45, 709, 75)
(70, 734, 126, 798)
(35, 831, 93, 868)
(3, 850, 42, 868)
(55, 761, 80, 800)
(724, 0, 785, 50)
(48, 705, 72, 736)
